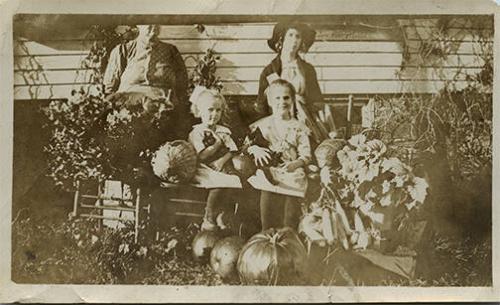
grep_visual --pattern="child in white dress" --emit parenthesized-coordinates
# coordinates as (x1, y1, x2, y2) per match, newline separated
(247, 79, 312, 230)
(188, 89, 240, 231)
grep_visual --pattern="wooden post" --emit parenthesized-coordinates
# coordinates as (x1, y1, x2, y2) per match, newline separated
(97, 180, 103, 229)
(134, 187, 141, 243)
(346, 94, 353, 140)
(72, 180, 80, 218)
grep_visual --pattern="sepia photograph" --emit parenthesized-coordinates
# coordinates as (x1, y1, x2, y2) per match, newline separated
(1, 0, 499, 302)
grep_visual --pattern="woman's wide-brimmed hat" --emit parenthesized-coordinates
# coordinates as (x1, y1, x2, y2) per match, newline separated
(267, 21, 316, 53)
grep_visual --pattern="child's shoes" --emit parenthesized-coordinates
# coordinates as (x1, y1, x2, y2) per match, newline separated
(216, 212, 230, 231)
(201, 218, 218, 231)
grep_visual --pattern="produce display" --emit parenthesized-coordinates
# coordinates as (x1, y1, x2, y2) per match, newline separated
(299, 133, 429, 252)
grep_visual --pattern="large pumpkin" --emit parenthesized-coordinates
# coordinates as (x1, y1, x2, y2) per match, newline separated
(210, 236, 245, 281)
(237, 227, 307, 285)
(192, 230, 222, 263)
(314, 139, 347, 168)
(151, 140, 197, 183)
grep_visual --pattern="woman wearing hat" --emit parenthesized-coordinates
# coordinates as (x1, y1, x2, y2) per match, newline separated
(256, 21, 326, 144)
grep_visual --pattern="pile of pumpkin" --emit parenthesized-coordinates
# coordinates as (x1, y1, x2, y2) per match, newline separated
(191, 227, 308, 285)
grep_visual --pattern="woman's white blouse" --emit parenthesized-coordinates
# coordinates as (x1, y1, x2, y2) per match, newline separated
(281, 60, 306, 96)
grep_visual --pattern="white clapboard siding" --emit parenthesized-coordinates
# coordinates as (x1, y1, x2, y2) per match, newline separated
(157, 24, 395, 41)
(15, 38, 489, 57)
(219, 80, 470, 95)
(14, 79, 472, 100)
(14, 66, 483, 86)
(404, 28, 493, 42)
(13, 21, 492, 100)
(14, 52, 483, 71)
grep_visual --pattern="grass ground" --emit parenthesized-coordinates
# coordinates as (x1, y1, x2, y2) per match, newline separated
(11, 176, 492, 286)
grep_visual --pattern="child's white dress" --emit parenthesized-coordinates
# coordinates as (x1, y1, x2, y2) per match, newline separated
(189, 123, 238, 154)
(188, 123, 241, 188)
(247, 116, 311, 197)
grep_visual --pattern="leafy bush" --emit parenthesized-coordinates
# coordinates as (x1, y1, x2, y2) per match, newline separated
(43, 93, 111, 190)
(43, 25, 175, 190)
(375, 29, 492, 184)
(188, 48, 223, 93)
(371, 26, 493, 235)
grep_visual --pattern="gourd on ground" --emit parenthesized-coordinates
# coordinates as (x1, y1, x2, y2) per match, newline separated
(237, 227, 307, 285)
(210, 236, 245, 281)
(192, 230, 223, 262)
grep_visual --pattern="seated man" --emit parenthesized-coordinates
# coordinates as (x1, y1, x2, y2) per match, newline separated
(103, 24, 193, 140)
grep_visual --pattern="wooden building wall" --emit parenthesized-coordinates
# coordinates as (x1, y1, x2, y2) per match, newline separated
(11, 15, 493, 205)
(13, 17, 493, 101)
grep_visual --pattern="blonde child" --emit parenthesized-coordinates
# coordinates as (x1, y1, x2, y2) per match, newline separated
(247, 79, 311, 230)
(188, 89, 240, 231)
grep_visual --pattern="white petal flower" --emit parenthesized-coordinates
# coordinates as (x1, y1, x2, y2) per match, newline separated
(348, 134, 366, 147)
(405, 200, 418, 210)
(382, 180, 391, 194)
(320, 166, 332, 185)
(408, 176, 429, 203)
(392, 175, 406, 187)
(166, 239, 178, 253)
(381, 157, 411, 176)
(379, 192, 393, 206)
(119, 243, 130, 254)
(138, 246, 148, 257)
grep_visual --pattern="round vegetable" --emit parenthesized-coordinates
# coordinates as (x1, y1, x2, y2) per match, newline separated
(232, 153, 256, 179)
(151, 140, 198, 183)
(192, 230, 222, 263)
(237, 227, 307, 285)
(314, 139, 347, 168)
(210, 236, 245, 281)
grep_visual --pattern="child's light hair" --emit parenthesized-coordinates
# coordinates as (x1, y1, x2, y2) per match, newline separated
(265, 79, 297, 117)
(190, 89, 228, 119)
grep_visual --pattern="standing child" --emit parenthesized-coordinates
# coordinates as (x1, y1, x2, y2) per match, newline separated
(188, 89, 240, 231)
(247, 79, 312, 230)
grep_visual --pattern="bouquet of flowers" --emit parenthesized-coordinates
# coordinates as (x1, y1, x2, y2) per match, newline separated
(299, 133, 429, 252)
